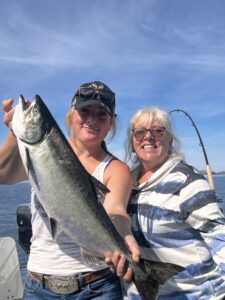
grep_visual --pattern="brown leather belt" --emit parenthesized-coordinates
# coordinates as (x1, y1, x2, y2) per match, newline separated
(28, 268, 111, 294)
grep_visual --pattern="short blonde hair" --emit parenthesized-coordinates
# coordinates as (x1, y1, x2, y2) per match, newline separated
(125, 107, 184, 164)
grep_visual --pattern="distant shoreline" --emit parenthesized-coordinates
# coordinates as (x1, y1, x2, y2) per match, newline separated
(200, 171, 225, 176)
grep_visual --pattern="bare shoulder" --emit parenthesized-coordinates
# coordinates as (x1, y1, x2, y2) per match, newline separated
(104, 158, 133, 187)
(107, 159, 131, 175)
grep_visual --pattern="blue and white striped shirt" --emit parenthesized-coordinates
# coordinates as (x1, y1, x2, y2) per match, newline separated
(127, 159, 225, 300)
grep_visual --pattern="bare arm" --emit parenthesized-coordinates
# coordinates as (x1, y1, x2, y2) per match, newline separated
(0, 99, 27, 184)
(103, 160, 140, 281)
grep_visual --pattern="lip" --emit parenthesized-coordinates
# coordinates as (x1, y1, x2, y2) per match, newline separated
(141, 143, 157, 150)
(83, 125, 100, 132)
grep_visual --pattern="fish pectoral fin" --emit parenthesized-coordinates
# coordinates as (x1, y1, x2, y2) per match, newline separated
(142, 258, 184, 285)
(90, 175, 110, 203)
(17, 143, 29, 174)
(49, 218, 62, 240)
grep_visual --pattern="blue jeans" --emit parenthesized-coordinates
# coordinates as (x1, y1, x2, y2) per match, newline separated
(23, 271, 123, 299)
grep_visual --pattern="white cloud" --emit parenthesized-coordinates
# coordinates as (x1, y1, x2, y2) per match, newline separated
(0, 0, 225, 173)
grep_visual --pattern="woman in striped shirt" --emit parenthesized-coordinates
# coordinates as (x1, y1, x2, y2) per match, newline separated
(111, 107, 225, 299)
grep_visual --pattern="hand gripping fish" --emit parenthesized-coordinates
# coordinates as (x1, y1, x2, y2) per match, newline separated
(12, 95, 184, 300)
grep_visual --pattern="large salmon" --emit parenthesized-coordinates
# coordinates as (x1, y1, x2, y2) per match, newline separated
(12, 95, 184, 299)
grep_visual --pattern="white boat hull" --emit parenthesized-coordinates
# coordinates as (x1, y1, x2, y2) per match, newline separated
(0, 237, 23, 300)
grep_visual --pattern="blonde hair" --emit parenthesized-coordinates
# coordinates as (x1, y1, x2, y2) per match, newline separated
(66, 106, 117, 141)
(125, 107, 184, 164)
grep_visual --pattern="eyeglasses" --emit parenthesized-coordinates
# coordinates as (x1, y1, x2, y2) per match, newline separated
(132, 126, 166, 140)
(77, 87, 115, 104)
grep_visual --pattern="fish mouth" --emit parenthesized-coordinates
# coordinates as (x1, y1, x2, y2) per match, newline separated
(19, 94, 38, 116)
(19, 94, 27, 111)
(13, 94, 48, 145)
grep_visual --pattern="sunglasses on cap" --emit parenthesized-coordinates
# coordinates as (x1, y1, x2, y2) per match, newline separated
(132, 126, 166, 140)
(77, 87, 114, 104)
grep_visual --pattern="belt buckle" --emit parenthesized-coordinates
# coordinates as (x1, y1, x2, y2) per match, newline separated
(47, 275, 79, 295)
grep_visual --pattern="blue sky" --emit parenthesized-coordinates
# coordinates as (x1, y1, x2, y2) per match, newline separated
(0, 0, 225, 172)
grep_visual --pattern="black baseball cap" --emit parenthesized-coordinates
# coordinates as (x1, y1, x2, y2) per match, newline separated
(71, 81, 115, 116)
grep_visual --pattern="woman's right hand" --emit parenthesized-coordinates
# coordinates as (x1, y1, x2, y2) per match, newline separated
(105, 252, 134, 283)
(2, 99, 15, 129)
(1, 98, 29, 183)
(2, 98, 31, 130)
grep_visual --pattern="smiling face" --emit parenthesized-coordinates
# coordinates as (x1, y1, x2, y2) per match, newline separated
(71, 104, 111, 146)
(132, 113, 173, 172)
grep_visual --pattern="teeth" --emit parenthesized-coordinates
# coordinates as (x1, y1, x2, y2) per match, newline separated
(84, 125, 97, 130)
(83, 126, 99, 133)
(143, 145, 156, 149)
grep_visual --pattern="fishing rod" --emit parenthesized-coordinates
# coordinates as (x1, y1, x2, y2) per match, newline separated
(169, 109, 215, 191)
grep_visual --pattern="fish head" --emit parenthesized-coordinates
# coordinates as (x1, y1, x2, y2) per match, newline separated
(12, 95, 50, 144)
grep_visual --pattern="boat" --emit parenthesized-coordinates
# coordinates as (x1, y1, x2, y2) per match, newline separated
(0, 203, 32, 300)
(0, 237, 24, 300)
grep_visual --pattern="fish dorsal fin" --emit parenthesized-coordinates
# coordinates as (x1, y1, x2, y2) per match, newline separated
(89, 175, 110, 203)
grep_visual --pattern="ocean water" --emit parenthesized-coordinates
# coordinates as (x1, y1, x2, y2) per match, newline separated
(0, 176, 225, 283)
(0, 182, 31, 281)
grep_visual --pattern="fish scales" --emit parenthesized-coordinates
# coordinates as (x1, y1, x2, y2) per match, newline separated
(22, 123, 124, 255)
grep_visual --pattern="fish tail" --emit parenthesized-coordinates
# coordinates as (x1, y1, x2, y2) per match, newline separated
(133, 258, 184, 300)
(133, 275, 159, 300)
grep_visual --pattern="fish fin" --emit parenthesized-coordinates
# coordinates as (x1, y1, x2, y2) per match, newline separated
(80, 248, 105, 267)
(19, 145, 41, 190)
(132, 259, 184, 300)
(49, 218, 62, 240)
(17, 143, 29, 174)
(89, 175, 110, 203)
(142, 258, 184, 284)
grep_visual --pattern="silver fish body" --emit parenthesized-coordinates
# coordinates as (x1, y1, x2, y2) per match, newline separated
(12, 95, 184, 299)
